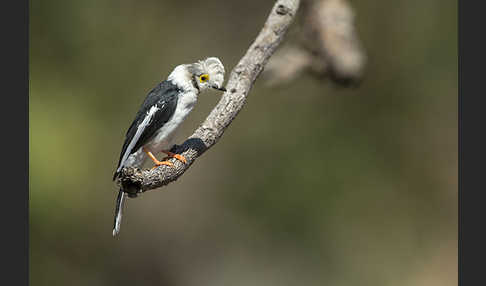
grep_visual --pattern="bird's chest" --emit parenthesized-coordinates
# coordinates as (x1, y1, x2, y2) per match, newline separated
(170, 91, 197, 127)
(149, 91, 197, 148)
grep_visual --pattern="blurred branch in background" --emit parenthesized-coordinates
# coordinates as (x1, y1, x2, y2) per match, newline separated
(264, 0, 366, 86)
(118, 0, 301, 194)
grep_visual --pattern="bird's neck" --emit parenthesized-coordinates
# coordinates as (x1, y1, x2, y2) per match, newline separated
(168, 65, 199, 93)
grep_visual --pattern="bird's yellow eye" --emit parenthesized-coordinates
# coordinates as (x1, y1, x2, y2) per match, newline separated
(199, 74, 209, 83)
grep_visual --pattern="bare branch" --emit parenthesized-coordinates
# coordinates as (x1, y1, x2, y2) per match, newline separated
(264, 44, 324, 86)
(118, 0, 301, 195)
(265, 0, 366, 86)
(308, 0, 366, 82)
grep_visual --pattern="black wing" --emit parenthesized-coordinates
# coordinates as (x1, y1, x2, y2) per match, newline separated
(113, 80, 180, 179)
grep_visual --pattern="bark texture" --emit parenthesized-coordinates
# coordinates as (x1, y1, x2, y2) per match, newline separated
(118, 0, 301, 195)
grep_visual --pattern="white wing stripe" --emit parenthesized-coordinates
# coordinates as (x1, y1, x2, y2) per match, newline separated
(116, 105, 160, 172)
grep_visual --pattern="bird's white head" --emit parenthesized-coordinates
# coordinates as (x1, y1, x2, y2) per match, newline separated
(189, 57, 226, 92)
(168, 57, 226, 93)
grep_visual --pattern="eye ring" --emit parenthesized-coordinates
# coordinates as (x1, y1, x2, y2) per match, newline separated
(199, 74, 209, 83)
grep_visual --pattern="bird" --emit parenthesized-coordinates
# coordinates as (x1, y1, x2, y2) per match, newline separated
(112, 57, 226, 236)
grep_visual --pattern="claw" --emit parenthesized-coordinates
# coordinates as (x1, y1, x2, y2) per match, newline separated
(151, 160, 174, 169)
(173, 154, 187, 164)
(144, 147, 175, 169)
(161, 150, 187, 164)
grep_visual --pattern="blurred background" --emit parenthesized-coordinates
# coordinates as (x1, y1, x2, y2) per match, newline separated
(30, 0, 457, 285)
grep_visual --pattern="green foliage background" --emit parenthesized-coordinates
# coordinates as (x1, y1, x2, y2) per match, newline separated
(30, 0, 457, 285)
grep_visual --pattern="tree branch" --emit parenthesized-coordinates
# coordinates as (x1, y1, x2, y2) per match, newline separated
(264, 0, 366, 86)
(118, 0, 301, 196)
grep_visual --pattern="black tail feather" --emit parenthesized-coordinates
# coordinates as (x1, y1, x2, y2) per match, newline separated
(112, 189, 126, 236)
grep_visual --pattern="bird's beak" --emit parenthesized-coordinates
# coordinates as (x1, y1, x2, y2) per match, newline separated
(212, 85, 226, 92)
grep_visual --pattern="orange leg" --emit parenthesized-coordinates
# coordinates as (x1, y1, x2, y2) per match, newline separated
(161, 150, 187, 164)
(143, 147, 174, 169)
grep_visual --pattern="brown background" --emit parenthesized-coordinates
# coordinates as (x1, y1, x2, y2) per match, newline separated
(30, 0, 457, 285)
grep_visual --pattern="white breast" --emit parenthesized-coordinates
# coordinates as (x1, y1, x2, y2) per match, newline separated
(144, 89, 198, 153)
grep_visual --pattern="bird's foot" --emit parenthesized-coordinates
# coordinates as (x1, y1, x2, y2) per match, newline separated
(161, 150, 187, 164)
(144, 147, 175, 169)
(151, 160, 174, 170)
